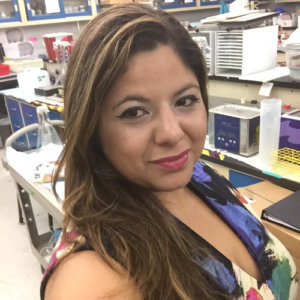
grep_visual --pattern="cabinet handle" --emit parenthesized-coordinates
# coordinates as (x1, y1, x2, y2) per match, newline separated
(14, 4, 19, 12)
(27, 114, 33, 118)
(11, 107, 17, 111)
(27, 3, 31, 10)
(14, 125, 21, 129)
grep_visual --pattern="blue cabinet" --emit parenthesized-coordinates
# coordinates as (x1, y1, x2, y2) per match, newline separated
(0, 0, 21, 23)
(25, 0, 92, 20)
(63, 0, 92, 17)
(159, 0, 196, 9)
(25, 0, 65, 20)
(6, 98, 29, 149)
(21, 103, 39, 147)
(5, 97, 63, 151)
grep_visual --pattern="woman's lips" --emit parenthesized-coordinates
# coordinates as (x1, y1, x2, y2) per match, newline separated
(152, 150, 189, 171)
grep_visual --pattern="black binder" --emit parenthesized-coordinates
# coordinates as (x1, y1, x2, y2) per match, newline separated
(261, 190, 300, 233)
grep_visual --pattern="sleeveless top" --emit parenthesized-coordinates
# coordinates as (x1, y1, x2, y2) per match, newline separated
(40, 161, 298, 299)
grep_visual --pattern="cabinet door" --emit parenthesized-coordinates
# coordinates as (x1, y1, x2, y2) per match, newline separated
(5, 97, 29, 149)
(0, 0, 21, 23)
(6, 97, 24, 132)
(25, 0, 65, 20)
(48, 111, 63, 121)
(63, 0, 92, 16)
(159, 0, 196, 9)
(21, 103, 39, 148)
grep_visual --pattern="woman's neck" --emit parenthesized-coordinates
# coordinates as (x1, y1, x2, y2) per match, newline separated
(155, 187, 203, 220)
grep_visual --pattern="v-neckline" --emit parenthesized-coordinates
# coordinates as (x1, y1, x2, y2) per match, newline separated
(174, 213, 265, 285)
(176, 180, 267, 285)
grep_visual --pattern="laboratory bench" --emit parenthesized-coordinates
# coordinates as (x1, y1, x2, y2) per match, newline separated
(7, 163, 63, 270)
(206, 73, 300, 191)
(200, 148, 300, 191)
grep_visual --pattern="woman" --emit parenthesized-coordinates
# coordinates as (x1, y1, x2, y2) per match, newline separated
(42, 3, 298, 300)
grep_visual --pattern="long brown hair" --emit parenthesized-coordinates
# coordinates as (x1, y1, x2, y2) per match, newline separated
(53, 3, 228, 299)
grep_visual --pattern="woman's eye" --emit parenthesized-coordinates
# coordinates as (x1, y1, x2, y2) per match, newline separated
(175, 95, 200, 108)
(117, 107, 147, 119)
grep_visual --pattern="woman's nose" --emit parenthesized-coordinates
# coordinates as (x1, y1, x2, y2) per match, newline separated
(154, 109, 184, 145)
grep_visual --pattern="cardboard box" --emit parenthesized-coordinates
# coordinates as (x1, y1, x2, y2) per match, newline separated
(238, 182, 300, 299)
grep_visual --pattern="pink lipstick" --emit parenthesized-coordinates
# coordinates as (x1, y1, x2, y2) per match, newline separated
(152, 149, 189, 171)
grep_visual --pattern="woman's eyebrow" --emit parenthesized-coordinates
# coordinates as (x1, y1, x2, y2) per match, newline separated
(114, 95, 149, 110)
(172, 84, 200, 98)
(113, 83, 200, 110)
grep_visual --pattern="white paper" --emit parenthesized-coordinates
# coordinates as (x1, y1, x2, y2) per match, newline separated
(45, 0, 61, 14)
(239, 67, 290, 82)
(259, 82, 274, 97)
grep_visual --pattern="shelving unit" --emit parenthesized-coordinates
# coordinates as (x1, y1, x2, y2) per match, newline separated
(0, 0, 97, 29)
(0, 0, 21, 23)
(0, 0, 227, 29)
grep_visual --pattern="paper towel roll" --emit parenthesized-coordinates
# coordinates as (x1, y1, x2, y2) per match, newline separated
(259, 98, 282, 168)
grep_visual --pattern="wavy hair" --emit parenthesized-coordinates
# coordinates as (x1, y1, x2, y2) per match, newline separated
(53, 3, 228, 299)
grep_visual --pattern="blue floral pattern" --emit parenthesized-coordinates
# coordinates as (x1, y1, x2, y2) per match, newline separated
(187, 161, 298, 299)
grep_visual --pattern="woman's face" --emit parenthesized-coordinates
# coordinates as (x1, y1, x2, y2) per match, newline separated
(99, 45, 207, 193)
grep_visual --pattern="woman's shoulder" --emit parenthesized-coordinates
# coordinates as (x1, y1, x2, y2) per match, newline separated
(45, 250, 141, 300)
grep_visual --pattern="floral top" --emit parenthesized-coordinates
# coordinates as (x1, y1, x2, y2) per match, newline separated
(41, 161, 298, 300)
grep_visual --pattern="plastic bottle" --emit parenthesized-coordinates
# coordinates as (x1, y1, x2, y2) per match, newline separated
(36, 105, 62, 149)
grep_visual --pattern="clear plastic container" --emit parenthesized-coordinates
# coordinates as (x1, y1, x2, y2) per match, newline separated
(34, 106, 63, 182)
(36, 105, 62, 149)
(284, 43, 300, 81)
(259, 98, 282, 169)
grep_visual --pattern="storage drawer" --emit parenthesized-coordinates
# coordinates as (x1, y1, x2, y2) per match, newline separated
(5, 98, 24, 133)
(27, 130, 38, 148)
(5, 97, 29, 150)
(21, 103, 39, 125)
(20, 103, 39, 148)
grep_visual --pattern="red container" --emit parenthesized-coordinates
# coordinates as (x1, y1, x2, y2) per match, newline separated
(0, 64, 9, 76)
(43, 33, 73, 61)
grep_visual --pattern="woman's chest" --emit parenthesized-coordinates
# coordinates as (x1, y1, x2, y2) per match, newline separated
(186, 203, 264, 283)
